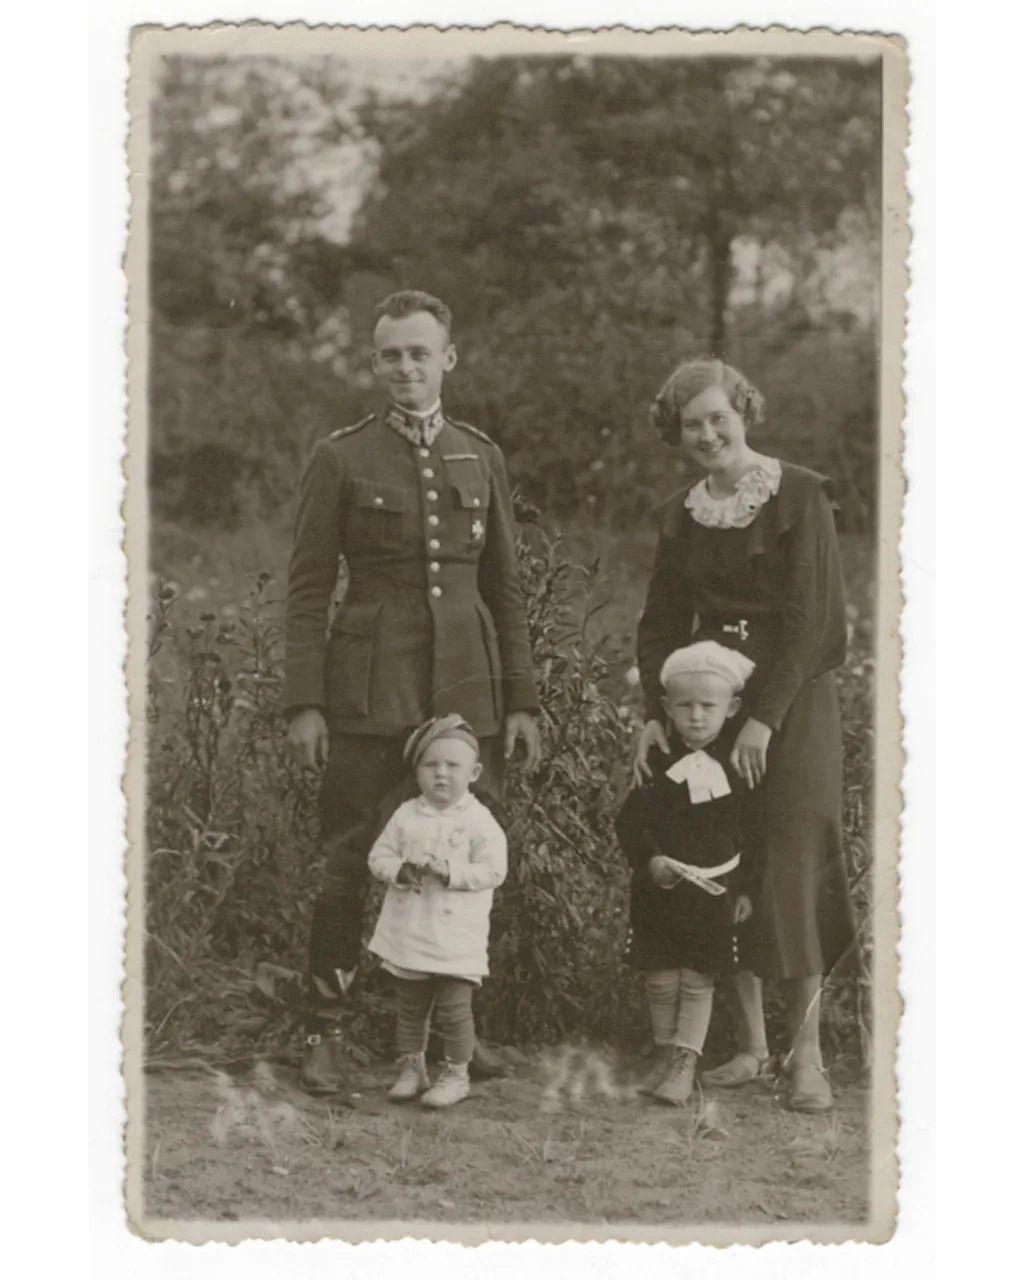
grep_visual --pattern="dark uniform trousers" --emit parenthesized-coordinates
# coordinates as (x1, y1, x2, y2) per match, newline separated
(284, 409, 537, 1009)
(310, 732, 507, 980)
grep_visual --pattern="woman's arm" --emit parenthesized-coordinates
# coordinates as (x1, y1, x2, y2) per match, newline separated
(749, 484, 846, 732)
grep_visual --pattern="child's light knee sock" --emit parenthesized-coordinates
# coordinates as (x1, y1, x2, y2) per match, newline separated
(672, 967, 714, 1054)
(644, 969, 682, 1046)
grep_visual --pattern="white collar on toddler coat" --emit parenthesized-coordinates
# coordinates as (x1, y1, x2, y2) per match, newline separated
(665, 750, 732, 803)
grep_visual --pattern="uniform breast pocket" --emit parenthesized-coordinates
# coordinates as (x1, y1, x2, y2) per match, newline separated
(444, 462, 490, 553)
(346, 478, 412, 551)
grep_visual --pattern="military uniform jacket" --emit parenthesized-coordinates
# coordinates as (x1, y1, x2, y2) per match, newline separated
(284, 409, 539, 737)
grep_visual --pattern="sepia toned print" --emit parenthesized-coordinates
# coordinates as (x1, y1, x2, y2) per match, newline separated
(124, 22, 906, 1244)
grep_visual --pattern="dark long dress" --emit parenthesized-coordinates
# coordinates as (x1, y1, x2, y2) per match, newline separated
(636, 462, 855, 978)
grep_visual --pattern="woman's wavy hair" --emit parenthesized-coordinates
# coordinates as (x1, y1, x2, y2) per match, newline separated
(649, 357, 766, 446)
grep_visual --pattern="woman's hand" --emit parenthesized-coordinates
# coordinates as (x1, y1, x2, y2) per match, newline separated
(633, 719, 671, 785)
(730, 717, 773, 789)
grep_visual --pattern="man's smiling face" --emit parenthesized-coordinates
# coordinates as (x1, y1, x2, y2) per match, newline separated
(371, 310, 456, 411)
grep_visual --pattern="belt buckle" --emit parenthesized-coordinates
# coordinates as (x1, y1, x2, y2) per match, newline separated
(722, 618, 749, 643)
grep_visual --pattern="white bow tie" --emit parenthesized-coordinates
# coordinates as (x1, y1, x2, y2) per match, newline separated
(665, 750, 731, 804)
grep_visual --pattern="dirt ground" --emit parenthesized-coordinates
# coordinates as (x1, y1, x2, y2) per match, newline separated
(140, 1047, 869, 1234)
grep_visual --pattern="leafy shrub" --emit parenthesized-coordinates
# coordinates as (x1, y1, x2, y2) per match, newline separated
(143, 528, 874, 1070)
(143, 529, 640, 1064)
(479, 518, 644, 1046)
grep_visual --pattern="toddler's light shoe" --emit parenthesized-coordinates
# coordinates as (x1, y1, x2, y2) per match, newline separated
(420, 1061, 471, 1109)
(652, 1047, 699, 1106)
(387, 1052, 430, 1102)
(637, 1045, 674, 1096)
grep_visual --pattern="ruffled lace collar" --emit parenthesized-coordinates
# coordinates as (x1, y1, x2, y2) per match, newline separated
(684, 457, 782, 529)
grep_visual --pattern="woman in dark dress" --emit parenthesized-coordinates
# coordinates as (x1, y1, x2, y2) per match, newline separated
(633, 358, 854, 1113)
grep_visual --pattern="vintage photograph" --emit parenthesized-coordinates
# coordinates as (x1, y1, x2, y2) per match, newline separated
(125, 23, 906, 1244)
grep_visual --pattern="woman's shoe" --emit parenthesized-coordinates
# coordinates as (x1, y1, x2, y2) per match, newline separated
(421, 1061, 471, 1109)
(786, 1062, 834, 1113)
(701, 1052, 769, 1088)
(469, 1038, 510, 1080)
(652, 1047, 699, 1106)
(637, 1045, 674, 1096)
(387, 1052, 430, 1102)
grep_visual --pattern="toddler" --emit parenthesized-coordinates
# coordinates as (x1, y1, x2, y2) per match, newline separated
(616, 640, 760, 1105)
(368, 713, 507, 1108)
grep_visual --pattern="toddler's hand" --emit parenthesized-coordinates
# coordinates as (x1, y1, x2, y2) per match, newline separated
(733, 894, 753, 924)
(649, 855, 683, 889)
(396, 861, 425, 891)
(420, 854, 451, 885)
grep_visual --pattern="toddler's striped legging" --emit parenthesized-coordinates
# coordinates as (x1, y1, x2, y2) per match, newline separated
(393, 974, 475, 1064)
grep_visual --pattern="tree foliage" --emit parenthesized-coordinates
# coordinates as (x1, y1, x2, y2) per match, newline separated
(147, 53, 882, 533)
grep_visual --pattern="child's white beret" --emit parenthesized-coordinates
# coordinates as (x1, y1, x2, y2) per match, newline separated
(659, 641, 756, 693)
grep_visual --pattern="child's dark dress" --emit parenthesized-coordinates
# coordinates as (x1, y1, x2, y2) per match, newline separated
(616, 733, 759, 977)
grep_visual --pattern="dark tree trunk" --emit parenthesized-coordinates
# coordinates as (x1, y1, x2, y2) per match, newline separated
(707, 219, 731, 354)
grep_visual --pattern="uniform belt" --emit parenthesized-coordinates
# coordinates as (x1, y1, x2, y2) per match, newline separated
(672, 853, 740, 897)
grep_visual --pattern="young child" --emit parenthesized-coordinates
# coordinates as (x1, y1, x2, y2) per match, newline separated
(616, 640, 760, 1105)
(367, 713, 508, 1108)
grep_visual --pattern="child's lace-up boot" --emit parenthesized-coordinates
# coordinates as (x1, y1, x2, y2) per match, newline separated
(652, 1047, 699, 1106)
(387, 1052, 430, 1102)
(420, 1060, 471, 1109)
(637, 1045, 674, 1096)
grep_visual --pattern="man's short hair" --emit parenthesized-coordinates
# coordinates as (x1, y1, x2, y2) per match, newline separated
(373, 290, 453, 340)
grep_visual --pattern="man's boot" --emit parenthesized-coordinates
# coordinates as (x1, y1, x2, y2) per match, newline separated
(300, 900, 360, 1095)
(299, 1021, 349, 1096)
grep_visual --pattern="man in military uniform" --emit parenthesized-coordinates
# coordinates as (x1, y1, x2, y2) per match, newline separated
(285, 290, 541, 1093)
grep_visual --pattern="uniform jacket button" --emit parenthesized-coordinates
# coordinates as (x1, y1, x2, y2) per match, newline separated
(373, 496, 384, 506)
(428, 515, 439, 527)
(419, 448, 430, 458)
(427, 489, 439, 501)
(429, 538, 441, 550)
(472, 497, 481, 507)
(422, 467, 435, 478)
(431, 586, 443, 598)
(430, 561, 440, 573)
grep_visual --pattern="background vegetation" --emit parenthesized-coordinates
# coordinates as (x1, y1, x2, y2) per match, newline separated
(144, 50, 880, 1070)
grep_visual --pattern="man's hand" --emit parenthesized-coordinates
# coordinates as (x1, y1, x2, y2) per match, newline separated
(504, 711, 541, 770)
(633, 719, 671, 786)
(288, 707, 330, 770)
(730, 717, 773, 789)
(649, 855, 684, 889)
(733, 893, 753, 924)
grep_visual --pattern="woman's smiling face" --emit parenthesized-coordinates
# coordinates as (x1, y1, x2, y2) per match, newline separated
(678, 384, 748, 473)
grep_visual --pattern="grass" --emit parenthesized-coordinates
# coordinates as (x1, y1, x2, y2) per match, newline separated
(141, 1054, 870, 1228)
